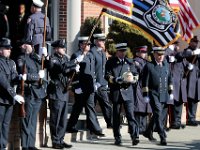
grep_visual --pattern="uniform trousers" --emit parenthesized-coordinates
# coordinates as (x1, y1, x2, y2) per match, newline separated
(49, 99, 68, 145)
(67, 92, 102, 132)
(187, 98, 198, 122)
(134, 112, 148, 134)
(0, 104, 13, 149)
(147, 94, 167, 139)
(94, 86, 112, 126)
(172, 100, 183, 125)
(112, 93, 138, 139)
(21, 98, 43, 148)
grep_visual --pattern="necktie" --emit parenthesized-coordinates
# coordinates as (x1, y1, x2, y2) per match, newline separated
(121, 59, 124, 65)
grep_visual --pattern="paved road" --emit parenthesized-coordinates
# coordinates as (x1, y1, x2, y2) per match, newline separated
(42, 124, 200, 150)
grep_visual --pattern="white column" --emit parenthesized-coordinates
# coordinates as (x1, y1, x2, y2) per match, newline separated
(67, 0, 82, 56)
(52, 0, 59, 41)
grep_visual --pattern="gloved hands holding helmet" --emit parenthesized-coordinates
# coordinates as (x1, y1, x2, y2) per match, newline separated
(122, 71, 138, 84)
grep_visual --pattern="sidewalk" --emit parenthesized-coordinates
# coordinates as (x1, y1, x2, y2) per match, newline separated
(41, 124, 200, 150)
(38, 102, 200, 150)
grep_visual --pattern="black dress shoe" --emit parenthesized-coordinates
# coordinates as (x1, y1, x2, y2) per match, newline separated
(22, 148, 29, 150)
(114, 137, 122, 146)
(132, 137, 140, 145)
(52, 143, 64, 149)
(186, 121, 198, 126)
(160, 138, 167, 146)
(66, 127, 79, 133)
(170, 124, 181, 129)
(62, 142, 72, 148)
(143, 132, 157, 142)
(91, 130, 105, 137)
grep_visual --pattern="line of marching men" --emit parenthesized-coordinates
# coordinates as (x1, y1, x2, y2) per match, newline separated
(0, 33, 200, 150)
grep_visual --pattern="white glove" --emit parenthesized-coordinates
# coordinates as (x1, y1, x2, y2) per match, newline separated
(188, 63, 194, 70)
(39, 47, 48, 57)
(14, 95, 24, 104)
(94, 82, 101, 90)
(169, 94, 174, 101)
(75, 88, 83, 94)
(193, 49, 200, 55)
(38, 70, 45, 79)
(169, 45, 175, 51)
(169, 56, 175, 63)
(75, 64, 80, 72)
(132, 75, 139, 83)
(75, 54, 84, 63)
(144, 96, 150, 103)
(19, 74, 27, 81)
(115, 76, 123, 84)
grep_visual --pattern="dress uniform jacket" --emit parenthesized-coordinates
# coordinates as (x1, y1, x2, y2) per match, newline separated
(185, 55, 200, 100)
(142, 59, 173, 103)
(133, 57, 152, 113)
(47, 54, 76, 101)
(71, 50, 95, 93)
(0, 56, 19, 105)
(0, 55, 19, 149)
(67, 49, 103, 133)
(17, 52, 46, 99)
(142, 59, 173, 139)
(90, 46, 112, 127)
(90, 46, 107, 86)
(24, 11, 51, 47)
(172, 54, 188, 103)
(105, 57, 137, 103)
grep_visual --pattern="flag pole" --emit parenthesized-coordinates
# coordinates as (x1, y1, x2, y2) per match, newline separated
(41, 0, 49, 147)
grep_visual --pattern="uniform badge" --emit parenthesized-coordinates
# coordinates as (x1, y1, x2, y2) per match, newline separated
(52, 59, 57, 63)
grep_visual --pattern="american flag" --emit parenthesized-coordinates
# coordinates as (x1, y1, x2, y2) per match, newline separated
(169, 0, 179, 12)
(102, 0, 180, 47)
(178, 0, 200, 42)
(89, 0, 132, 15)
